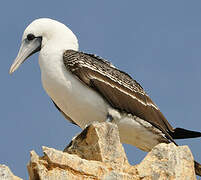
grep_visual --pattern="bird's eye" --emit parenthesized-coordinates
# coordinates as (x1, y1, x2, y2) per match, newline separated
(27, 34, 35, 41)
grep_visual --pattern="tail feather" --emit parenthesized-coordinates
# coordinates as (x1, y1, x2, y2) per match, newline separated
(171, 128, 201, 139)
(194, 160, 201, 177)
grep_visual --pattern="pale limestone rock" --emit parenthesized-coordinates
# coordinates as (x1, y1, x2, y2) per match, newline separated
(27, 122, 138, 180)
(0, 165, 22, 180)
(137, 143, 196, 180)
(64, 122, 128, 168)
(27, 122, 197, 180)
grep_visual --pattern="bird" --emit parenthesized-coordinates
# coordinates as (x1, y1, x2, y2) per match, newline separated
(9, 18, 201, 175)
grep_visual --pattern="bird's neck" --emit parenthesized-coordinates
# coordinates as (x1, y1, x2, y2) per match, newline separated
(38, 36, 78, 77)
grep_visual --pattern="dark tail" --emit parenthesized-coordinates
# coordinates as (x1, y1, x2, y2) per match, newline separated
(170, 128, 201, 139)
(194, 160, 201, 177)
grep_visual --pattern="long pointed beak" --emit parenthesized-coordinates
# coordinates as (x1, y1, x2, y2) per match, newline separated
(9, 38, 42, 74)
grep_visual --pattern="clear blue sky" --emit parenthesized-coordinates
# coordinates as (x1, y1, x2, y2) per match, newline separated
(1, 1, 201, 179)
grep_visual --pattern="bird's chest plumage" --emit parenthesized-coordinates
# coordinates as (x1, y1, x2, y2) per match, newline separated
(38, 51, 109, 129)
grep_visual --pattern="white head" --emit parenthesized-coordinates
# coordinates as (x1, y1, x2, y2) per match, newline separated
(9, 18, 78, 74)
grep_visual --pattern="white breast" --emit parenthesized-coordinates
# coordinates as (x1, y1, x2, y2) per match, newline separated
(38, 50, 109, 129)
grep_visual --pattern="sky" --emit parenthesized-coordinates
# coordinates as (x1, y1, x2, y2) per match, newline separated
(1, 1, 201, 179)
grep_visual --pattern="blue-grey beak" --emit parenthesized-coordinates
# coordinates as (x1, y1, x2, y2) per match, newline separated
(9, 37, 42, 74)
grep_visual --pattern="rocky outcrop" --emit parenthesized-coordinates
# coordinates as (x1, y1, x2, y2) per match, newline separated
(0, 165, 22, 180)
(136, 143, 196, 179)
(0, 122, 197, 179)
(27, 122, 196, 180)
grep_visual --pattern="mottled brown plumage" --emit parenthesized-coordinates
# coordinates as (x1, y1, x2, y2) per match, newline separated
(63, 50, 177, 142)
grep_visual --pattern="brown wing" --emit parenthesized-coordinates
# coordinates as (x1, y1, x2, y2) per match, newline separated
(63, 50, 175, 141)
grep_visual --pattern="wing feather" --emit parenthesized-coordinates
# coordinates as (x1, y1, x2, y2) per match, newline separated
(63, 50, 174, 140)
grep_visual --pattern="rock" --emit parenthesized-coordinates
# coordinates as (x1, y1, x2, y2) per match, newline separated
(64, 122, 128, 167)
(27, 122, 197, 180)
(28, 146, 138, 180)
(0, 165, 22, 180)
(27, 122, 138, 180)
(136, 143, 196, 179)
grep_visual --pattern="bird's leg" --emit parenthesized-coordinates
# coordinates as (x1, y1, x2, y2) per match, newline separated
(83, 112, 115, 129)
(107, 108, 121, 124)
(106, 114, 113, 123)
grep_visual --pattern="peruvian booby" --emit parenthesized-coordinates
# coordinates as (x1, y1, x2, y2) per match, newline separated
(9, 18, 201, 175)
